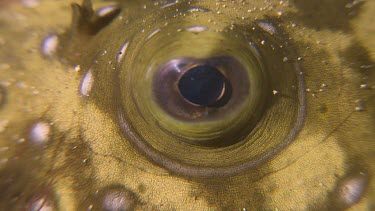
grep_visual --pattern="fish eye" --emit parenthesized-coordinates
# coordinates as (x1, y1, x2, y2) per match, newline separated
(177, 64, 228, 106)
(0, 0, 374, 210)
(111, 7, 305, 171)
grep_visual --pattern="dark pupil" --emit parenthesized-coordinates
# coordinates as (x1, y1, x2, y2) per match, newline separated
(178, 65, 226, 106)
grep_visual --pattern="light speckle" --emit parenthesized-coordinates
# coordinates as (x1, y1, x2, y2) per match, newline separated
(73, 65, 81, 72)
(82, 158, 88, 164)
(272, 90, 279, 95)
(41, 34, 59, 57)
(17, 138, 26, 143)
(29, 122, 51, 144)
(80, 69, 94, 97)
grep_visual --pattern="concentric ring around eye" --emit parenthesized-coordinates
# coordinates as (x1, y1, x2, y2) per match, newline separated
(114, 13, 305, 177)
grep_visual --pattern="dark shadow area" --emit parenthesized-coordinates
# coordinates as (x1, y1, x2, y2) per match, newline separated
(290, 0, 365, 32)
(339, 40, 375, 73)
(0, 85, 6, 110)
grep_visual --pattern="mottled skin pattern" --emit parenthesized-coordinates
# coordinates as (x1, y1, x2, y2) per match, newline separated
(0, 0, 374, 210)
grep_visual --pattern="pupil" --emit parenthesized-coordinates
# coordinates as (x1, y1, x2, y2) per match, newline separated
(178, 65, 226, 106)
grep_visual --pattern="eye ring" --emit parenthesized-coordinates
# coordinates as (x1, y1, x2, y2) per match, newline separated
(115, 17, 306, 177)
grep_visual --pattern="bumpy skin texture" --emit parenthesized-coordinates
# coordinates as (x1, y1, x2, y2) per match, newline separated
(0, 0, 374, 210)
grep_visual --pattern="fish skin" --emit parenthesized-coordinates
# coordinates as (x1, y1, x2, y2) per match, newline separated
(0, 0, 374, 210)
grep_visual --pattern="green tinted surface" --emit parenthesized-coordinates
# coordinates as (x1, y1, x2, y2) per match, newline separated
(0, 0, 374, 210)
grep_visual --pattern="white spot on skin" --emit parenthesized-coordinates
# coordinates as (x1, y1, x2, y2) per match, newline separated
(80, 69, 94, 97)
(256, 21, 277, 35)
(345, 0, 364, 8)
(249, 42, 261, 58)
(0, 119, 9, 133)
(0, 158, 8, 164)
(21, 0, 40, 8)
(186, 26, 208, 33)
(354, 100, 364, 111)
(360, 84, 369, 89)
(0, 146, 9, 152)
(188, 8, 209, 12)
(102, 190, 135, 211)
(17, 138, 25, 143)
(0, 37, 5, 45)
(29, 122, 51, 144)
(160, 1, 179, 9)
(41, 34, 59, 57)
(32, 90, 40, 95)
(16, 81, 27, 89)
(97, 5, 119, 17)
(117, 41, 129, 64)
(30, 197, 54, 211)
(337, 173, 368, 207)
(360, 64, 373, 69)
(146, 28, 161, 40)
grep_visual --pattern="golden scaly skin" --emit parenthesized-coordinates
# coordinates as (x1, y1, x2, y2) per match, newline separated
(0, 0, 374, 210)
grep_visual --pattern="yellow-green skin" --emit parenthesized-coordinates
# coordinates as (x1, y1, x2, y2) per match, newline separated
(0, 0, 374, 210)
